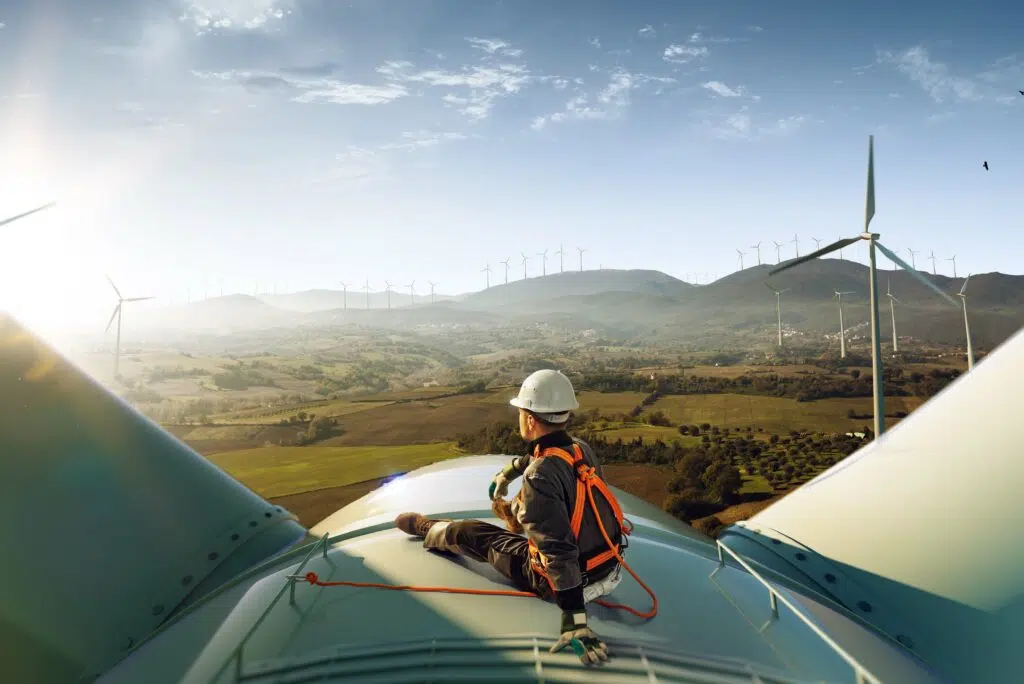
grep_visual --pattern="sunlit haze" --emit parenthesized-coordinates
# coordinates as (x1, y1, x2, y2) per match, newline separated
(1, 0, 1021, 337)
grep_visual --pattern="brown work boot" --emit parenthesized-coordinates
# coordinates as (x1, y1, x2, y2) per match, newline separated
(395, 512, 443, 537)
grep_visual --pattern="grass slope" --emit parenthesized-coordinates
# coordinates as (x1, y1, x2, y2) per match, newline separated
(207, 442, 462, 498)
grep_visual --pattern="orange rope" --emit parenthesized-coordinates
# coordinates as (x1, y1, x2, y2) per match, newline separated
(299, 494, 657, 619)
(296, 454, 657, 619)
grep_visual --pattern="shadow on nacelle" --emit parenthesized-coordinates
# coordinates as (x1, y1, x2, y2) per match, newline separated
(719, 525, 1021, 683)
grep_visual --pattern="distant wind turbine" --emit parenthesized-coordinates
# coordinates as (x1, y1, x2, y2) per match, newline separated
(521, 252, 530, 279)
(837, 236, 845, 260)
(833, 290, 854, 359)
(0, 201, 55, 228)
(736, 249, 746, 270)
(764, 282, 790, 347)
(406, 280, 416, 305)
(946, 255, 957, 278)
(482, 264, 492, 289)
(886, 278, 901, 353)
(750, 241, 762, 265)
(428, 281, 438, 304)
(384, 280, 393, 310)
(340, 282, 350, 310)
(104, 275, 154, 379)
(906, 248, 918, 270)
(928, 250, 937, 275)
(811, 237, 822, 251)
(769, 135, 959, 438)
(500, 258, 511, 284)
(555, 244, 566, 273)
(362, 279, 371, 309)
(772, 240, 783, 264)
(792, 233, 800, 258)
(537, 249, 548, 276)
(958, 275, 975, 371)
(577, 247, 586, 272)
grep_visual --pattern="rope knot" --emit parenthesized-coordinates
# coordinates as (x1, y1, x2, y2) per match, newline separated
(304, 572, 320, 585)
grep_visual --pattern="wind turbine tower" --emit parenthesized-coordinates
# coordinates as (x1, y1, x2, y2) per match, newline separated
(577, 247, 586, 272)
(946, 255, 957, 278)
(792, 234, 800, 258)
(906, 248, 918, 270)
(362, 279, 370, 309)
(834, 291, 854, 359)
(958, 275, 975, 370)
(520, 253, 529, 279)
(537, 249, 548, 276)
(772, 241, 783, 264)
(770, 135, 959, 438)
(555, 244, 566, 273)
(340, 282, 350, 310)
(500, 258, 511, 284)
(104, 275, 154, 379)
(765, 282, 790, 347)
(886, 278, 901, 353)
(750, 241, 762, 266)
(736, 249, 746, 270)
(811, 237, 822, 251)
(928, 250, 937, 275)
(407, 281, 416, 305)
(482, 264, 491, 289)
(384, 281, 393, 311)
(428, 281, 438, 304)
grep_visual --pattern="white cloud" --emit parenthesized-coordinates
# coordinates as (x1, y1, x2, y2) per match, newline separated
(466, 37, 523, 58)
(178, 0, 294, 34)
(192, 69, 409, 105)
(747, 25, 763, 32)
(377, 55, 531, 121)
(702, 81, 744, 98)
(319, 129, 467, 184)
(876, 47, 982, 102)
(702, 108, 807, 141)
(588, 37, 601, 48)
(638, 25, 655, 38)
(531, 69, 674, 130)
(0, 22, 6, 30)
(663, 44, 709, 64)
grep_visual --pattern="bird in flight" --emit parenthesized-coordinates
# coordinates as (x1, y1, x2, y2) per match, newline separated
(1019, 90, 1024, 96)
(983, 161, 989, 171)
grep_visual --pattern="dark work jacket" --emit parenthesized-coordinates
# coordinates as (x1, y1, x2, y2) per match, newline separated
(508, 430, 622, 612)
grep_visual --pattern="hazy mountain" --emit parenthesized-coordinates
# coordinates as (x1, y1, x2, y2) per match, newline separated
(122, 265, 1023, 350)
(459, 269, 692, 309)
(261, 288, 457, 312)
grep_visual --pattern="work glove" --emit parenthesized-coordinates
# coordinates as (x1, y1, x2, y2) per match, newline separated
(487, 460, 522, 500)
(550, 611, 609, 666)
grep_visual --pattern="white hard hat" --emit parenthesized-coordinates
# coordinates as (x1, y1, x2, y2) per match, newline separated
(509, 369, 579, 421)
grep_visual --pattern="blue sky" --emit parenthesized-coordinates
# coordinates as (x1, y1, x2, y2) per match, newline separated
(1, 0, 1022, 332)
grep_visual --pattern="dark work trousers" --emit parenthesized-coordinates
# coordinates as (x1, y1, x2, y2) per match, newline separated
(424, 519, 554, 599)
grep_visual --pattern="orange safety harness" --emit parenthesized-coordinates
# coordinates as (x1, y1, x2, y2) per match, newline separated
(300, 444, 658, 620)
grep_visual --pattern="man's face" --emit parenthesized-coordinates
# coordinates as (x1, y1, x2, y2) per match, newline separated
(518, 409, 531, 440)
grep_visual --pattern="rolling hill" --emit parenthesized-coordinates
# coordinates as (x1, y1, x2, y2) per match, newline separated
(121, 264, 1023, 350)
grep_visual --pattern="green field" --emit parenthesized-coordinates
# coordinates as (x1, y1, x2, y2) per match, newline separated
(648, 393, 924, 434)
(593, 423, 703, 445)
(576, 391, 648, 413)
(207, 442, 463, 498)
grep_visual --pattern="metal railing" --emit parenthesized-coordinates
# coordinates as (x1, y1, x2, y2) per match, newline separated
(711, 539, 883, 684)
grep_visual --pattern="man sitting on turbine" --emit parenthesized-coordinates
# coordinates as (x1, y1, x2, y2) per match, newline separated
(394, 369, 625, 666)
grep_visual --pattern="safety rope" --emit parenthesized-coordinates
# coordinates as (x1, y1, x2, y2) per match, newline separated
(296, 478, 658, 619)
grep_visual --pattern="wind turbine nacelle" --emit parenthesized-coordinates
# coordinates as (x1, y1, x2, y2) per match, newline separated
(719, 325, 1024, 683)
(0, 315, 308, 684)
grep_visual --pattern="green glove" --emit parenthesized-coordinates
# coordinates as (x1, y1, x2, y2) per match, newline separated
(487, 460, 522, 500)
(550, 611, 609, 666)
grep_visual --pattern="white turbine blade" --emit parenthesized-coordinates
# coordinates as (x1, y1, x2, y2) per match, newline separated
(105, 274, 123, 299)
(769, 236, 861, 276)
(762, 281, 778, 294)
(0, 201, 56, 228)
(960, 274, 971, 296)
(779, 288, 791, 294)
(105, 305, 120, 332)
(875, 241, 958, 307)
(124, 296, 154, 302)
